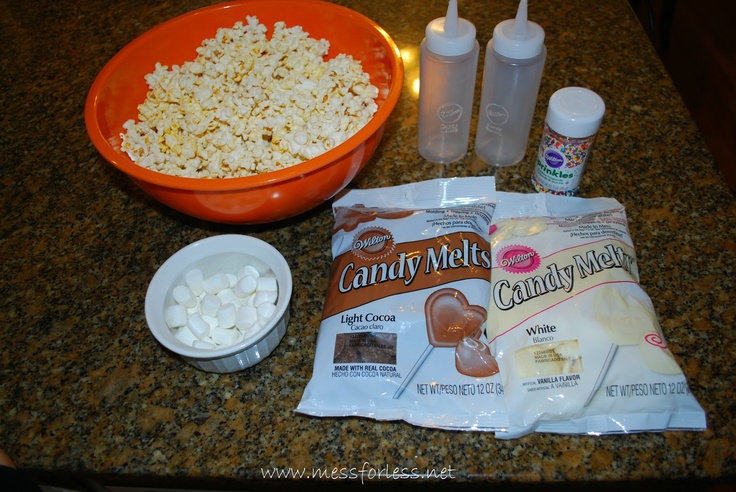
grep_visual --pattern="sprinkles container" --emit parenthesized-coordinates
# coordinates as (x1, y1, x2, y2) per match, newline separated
(532, 87, 605, 195)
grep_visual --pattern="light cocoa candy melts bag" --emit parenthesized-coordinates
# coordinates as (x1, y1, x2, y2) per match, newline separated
(297, 178, 508, 431)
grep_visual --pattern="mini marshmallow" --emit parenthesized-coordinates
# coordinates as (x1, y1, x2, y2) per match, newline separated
(248, 258, 272, 275)
(257, 302, 276, 323)
(174, 326, 199, 346)
(253, 289, 278, 306)
(172, 285, 197, 308)
(200, 293, 222, 317)
(204, 272, 230, 294)
(236, 305, 258, 331)
(192, 339, 216, 349)
(165, 304, 188, 328)
(211, 327, 241, 346)
(239, 265, 261, 279)
(187, 312, 211, 340)
(233, 275, 257, 298)
(168, 262, 280, 350)
(217, 302, 237, 329)
(256, 276, 278, 293)
(217, 288, 237, 305)
(202, 314, 218, 331)
(184, 269, 205, 296)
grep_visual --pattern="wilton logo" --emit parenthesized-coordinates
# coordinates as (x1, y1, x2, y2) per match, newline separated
(485, 103, 509, 126)
(543, 148, 565, 169)
(497, 244, 541, 274)
(437, 103, 463, 124)
(352, 227, 395, 260)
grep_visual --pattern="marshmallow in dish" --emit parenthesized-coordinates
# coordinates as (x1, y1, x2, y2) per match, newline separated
(145, 234, 292, 373)
(166, 261, 279, 350)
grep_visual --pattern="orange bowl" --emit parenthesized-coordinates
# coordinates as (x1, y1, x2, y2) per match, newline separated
(85, 0, 403, 224)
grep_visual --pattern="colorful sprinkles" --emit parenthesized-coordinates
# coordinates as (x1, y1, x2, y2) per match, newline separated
(532, 123, 598, 195)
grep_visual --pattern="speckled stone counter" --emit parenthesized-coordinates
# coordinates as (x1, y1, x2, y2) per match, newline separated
(1, 0, 734, 489)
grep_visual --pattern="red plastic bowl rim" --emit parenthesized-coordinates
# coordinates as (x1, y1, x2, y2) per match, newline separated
(84, 0, 404, 192)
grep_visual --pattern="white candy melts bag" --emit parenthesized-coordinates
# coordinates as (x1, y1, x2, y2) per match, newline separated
(297, 177, 509, 430)
(486, 192, 706, 437)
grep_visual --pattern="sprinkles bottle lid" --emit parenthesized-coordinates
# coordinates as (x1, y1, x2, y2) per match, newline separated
(546, 87, 606, 138)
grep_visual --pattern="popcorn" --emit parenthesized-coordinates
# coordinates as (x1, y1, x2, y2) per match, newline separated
(167, 266, 279, 349)
(121, 16, 379, 178)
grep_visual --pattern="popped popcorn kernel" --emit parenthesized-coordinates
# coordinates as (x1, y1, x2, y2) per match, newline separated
(121, 17, 379, 178)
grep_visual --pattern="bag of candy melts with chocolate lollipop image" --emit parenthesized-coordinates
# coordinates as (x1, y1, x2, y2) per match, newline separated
(485, 191, 706, 438)
(297, 177, 509, 431)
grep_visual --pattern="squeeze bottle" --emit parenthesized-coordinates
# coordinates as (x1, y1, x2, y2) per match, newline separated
(417, 0, 479, 164)
(474, 0, 546, 167)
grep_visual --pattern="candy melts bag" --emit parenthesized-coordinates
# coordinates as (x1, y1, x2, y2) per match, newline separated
(297, 177, 509, 431)
(486, 192, 706, 438)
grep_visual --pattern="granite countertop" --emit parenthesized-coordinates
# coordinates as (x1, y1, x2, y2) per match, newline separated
(1, 0, 734, 489)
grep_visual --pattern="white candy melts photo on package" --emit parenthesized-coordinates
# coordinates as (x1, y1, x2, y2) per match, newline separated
(486, 192, 706, 438)
(296, 177, 509, 431)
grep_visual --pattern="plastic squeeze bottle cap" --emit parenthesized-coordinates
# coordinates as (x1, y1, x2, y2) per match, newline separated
(493, 0, 545, 59)
(426, 0, 477, 56)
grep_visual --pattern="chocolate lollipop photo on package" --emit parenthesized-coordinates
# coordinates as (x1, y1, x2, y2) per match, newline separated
(297, 177, 509, 431)
(392, 287, 497, 400)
